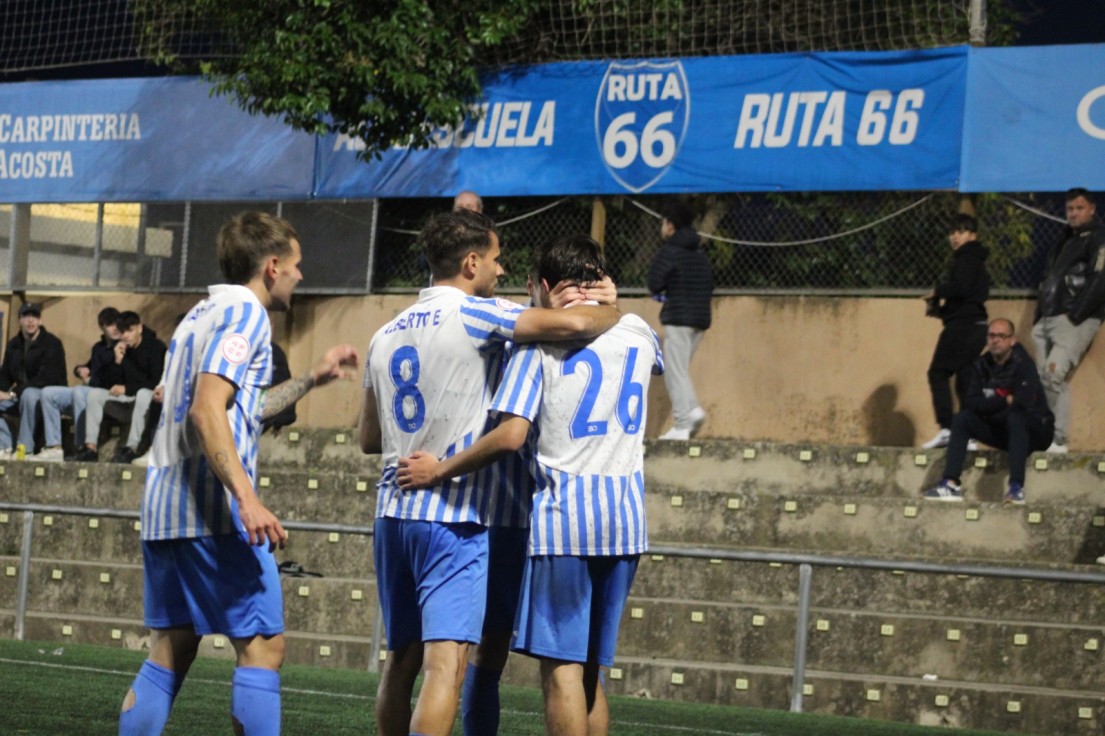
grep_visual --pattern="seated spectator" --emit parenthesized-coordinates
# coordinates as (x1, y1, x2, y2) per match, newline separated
(69, 311, 166, 463)
(0, 302, 67, 458)
(32, 307, 121, 462)
(923, 318, 1054, 505)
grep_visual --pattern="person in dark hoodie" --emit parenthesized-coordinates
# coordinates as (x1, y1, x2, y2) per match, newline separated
(70, 310, 166, 462)
(1030, 188, 1105, 454)
(32, 306, 121, 462)
(0, 301, 67, 457)
(920, 214, 990, 449)
(924, 318, 1054, 505)
(649, 201, 714, 441)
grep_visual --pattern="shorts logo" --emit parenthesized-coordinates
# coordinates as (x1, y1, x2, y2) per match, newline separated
(595, 60, 690, 193)
(221, 334, 251, 365)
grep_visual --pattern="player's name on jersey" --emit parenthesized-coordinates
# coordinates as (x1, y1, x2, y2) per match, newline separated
(383, 309, 444, 334)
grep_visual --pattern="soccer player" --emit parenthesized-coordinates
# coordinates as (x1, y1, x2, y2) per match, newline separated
(358, 209, 620, 736)
(398, 233, 663, 736)
(117, 212, 358, 736)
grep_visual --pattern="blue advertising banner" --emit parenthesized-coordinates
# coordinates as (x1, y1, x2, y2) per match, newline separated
(960, 44, 1105, 192)
(0, 77, 315, 203)
(316, 47, 968, 197)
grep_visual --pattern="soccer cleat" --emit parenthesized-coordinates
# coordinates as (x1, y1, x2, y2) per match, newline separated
(1003, 483, 1026, 506)
(923, 479, 963, 502)
(1046, 442, 1068, 454)
(28, 446, 64, 462)
(921, 428, 951, 449)
(657, 427, 691, 441)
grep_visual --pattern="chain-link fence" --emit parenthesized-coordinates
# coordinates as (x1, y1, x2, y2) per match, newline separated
(0, 191, 1073, 296)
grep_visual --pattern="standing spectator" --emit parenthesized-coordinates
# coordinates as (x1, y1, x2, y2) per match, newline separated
(920, 214, 990, 448)
(33, 307, 121, 462)
(923, 318, 1053, 505)
(649, 202, 714, 441)
(69, 311, 165, 462)
(0, 302, 67, 457)
(1031, 188, 1105, 453)
(453, 190, 483, 213)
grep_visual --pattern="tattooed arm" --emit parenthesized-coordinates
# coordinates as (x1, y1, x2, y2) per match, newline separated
(191, 373, 286, 550)
(261, 344, 360, 421)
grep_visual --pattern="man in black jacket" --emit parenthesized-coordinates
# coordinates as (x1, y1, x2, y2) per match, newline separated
(1030, 188, 1105, 454)
(0, 302, 67, 456)
(648, 202, 714, 441)
(924, 318, 1054, 505)
(920, 214, 990, 449)
(70, 310, 166, 462)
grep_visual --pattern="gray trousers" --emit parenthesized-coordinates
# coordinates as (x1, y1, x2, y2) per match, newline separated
(1031, 314, 1101, 445)
(83, 387, 156, 450)
(662, 325, 704, 429)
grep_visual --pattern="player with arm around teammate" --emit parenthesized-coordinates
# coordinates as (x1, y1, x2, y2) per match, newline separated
(117, 212, 358, 736)
(357, 209, 621, 736)
(399, 233, 664, 736)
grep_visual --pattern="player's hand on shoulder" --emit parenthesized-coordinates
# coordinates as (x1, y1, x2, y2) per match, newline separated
(547, 279, 586, 309)
(397, 450, 441, 490)
(312, 344, 360, 387)
(238, 495, 287, 551)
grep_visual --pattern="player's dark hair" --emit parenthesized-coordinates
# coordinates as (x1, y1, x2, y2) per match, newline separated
(1066, 187, 1095, 205)
(948, 214, 978, 234)
(116, 310, 142, 332)
(420, 208, 499, 280)
(217, 211, 298, 284)
(662, 201, 695, 230)
(97, 306, 120, 330)
(533, 234, 607, 287)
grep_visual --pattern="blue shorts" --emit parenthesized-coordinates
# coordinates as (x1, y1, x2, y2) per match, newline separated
(142, 534, 284, 638)
(482, 526, 528, 636)
(512, 554, 639, 666)
(374, 518, 488, 651)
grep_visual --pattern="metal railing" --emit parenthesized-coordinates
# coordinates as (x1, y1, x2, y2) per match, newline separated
(4, 501, 1105, 713)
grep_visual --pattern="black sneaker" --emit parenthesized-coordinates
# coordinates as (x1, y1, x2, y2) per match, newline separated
(69, 447, 99, 462)
(111, 447, 139, 464)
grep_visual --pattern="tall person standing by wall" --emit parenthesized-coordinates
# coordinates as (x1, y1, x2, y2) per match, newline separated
(649, 202, 714, 441)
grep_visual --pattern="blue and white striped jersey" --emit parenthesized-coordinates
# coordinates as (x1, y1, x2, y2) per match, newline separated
(490, 314, 663, 556)
(365, 286, 525, 524)
(141, 284, 273, 540)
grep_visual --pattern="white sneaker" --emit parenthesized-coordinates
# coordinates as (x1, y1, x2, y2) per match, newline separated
(688, 407, 706, 436)
(1046, 442, 1068, 454)
(657, 427, 691, 441)
(921, 428, 951, 449)
(28, 446, 64, 462)
(967, 439, 979, 451)
(130, 452, 150, 468)
(0, 447, 12, 460)
(1096, 555, 1105, 566)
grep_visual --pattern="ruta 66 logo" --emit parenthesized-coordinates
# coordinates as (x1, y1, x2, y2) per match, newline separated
(595, 60, 689, 193)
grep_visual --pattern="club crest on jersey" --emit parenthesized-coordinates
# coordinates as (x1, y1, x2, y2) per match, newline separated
(595, 60, 689, 193)
(221, 334, 251, 365)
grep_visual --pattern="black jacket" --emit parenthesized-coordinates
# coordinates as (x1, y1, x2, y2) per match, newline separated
(0, 326, 67, 392)
(1035, 221, 1105, 324)
(965, 343, 1053, 429)
(104, 328, 166, 396)
(77, 337, 119, 390)
(648, 226, 715, 329)
(933, 240, 989, 325)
